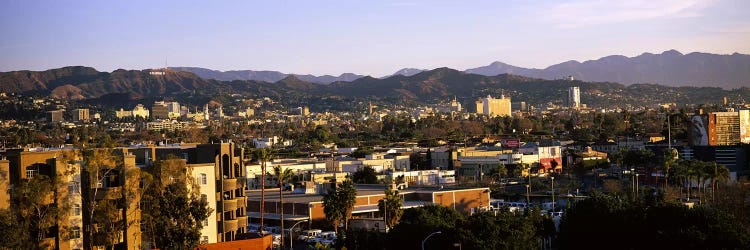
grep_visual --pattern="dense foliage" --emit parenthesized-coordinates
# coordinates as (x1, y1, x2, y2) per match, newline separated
(352, 166, 379, 184)
(140, 159, 212, 250)
(559, 192, 750, 249)
(322, 180, 358, 233)
(385, 205, 554, 250)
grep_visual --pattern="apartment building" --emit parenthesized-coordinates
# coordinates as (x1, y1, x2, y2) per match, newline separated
(0, 142, 247, 249)
(123, 142, 247, 242)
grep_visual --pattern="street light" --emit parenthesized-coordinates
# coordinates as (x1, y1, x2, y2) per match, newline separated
(631, 168, 635, 196)
(383, 199, 388, 232)
(422, 231, 442, 250)
(550, 176, 556, 209)
(288, 219, 308, 250)
(453, 242, 462, 250)
(635, 173, 639, 198)
(525, 184, 530, 206)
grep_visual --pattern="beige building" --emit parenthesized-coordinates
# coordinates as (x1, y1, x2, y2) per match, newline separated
(132, 104, 150, 119)
(115, 108, 132, 119)
(190, 163, 219, 245)
(123, 142, 247, 242)
(709, 111, 742, 146)
(74, 108, 90, 122)
(475, 95, 511, 117)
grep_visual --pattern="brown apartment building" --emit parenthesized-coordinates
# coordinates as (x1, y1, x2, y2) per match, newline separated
(122, 142, 247, 243)
(0, 148, 139, 250)
(0, 142, 247, 249)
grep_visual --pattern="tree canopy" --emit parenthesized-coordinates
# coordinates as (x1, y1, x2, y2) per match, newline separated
(559, 192, 750, 249)
(323, 179, 357, 232)
(141, 159, 212, 250)
(352, 166, 379, 184)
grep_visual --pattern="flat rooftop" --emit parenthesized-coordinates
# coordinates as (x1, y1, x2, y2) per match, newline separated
(246, 185, 488, 204)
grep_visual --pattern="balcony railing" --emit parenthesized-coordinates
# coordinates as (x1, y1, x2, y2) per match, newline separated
(222, 219, 238, 232)
(222, 199, 237, 212)
(237, 216, 247, 227)
(222, 178, 237, 190)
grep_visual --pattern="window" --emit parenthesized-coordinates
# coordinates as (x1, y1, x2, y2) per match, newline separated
(72, 226, 81, 238)
(26, 169, 37, 179)
(201, 236, 209, 244)
(68, 182, 79, 194)
(200, 173, 207, 185)
(73, 204, 81, 216)
(203, 219, 209, 226)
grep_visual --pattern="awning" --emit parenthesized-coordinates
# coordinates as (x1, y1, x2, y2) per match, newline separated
(352, 201, 427, 214)
(246, 212, 309, 221)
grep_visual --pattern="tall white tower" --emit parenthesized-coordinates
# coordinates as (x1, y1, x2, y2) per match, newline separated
(568, 87, 580, 108)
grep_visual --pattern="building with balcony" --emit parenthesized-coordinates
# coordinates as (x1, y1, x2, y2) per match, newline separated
(0, 148, 122, 250)
(123, 142, 247, 243)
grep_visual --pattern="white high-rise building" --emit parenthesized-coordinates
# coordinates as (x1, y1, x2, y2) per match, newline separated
(568, 87, 580, 108)
(475, 95, 511, 117)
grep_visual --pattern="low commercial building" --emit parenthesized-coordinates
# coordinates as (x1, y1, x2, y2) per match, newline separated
(245, 185, 490, 229)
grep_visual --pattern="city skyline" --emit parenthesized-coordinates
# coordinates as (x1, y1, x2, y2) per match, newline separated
(1, 0, 749, 76)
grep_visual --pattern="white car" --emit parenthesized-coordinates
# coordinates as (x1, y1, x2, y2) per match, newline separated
(298, 229, 322, 241)
(318, 231, 337, 245)
(320, 231, 336, 239)
(272, 234, 281, 247)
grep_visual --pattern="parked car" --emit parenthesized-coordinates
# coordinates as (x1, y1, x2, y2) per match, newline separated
(298, 229, 322, 241)
(272, 234, 281, 247)
(318, 231, 337, 244)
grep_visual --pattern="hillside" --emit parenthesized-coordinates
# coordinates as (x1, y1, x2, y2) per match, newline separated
(0, 67, 217, 99)
(465, 50, 750, 89)
(2, 66, 748, 108)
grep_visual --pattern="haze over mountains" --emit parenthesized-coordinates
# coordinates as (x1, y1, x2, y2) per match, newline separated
(0, 50, 748, 106)
(170, 67, 364, 84)
(174, 50, 749, 88)
(2, 65, 748, 110)
(466, 50, 750, 89)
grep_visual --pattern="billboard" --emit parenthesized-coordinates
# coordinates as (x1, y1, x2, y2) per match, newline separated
(689, 115, 709, 146)
(741, 110, 750, 144)
(503, 139, 520, 148)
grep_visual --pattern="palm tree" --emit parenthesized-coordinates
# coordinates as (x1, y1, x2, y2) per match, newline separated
(253, 148, 274, 232)
(684, 160, 699, 201)
(662, 148, 678, 189)
(671, 160, 688, 200)
(696, 162, 710, 204)
(272, 165, 293, 249)
(710, 162, 730, 203)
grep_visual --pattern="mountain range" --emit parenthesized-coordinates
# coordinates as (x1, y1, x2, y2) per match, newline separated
(465, 50, 750, 89)
(2, 65, 747, 110)
(170, 67, 364, 84)
(174, 50, 750, 89)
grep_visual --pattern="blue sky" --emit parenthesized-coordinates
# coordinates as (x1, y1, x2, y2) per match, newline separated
(1, 0, 748, 76)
